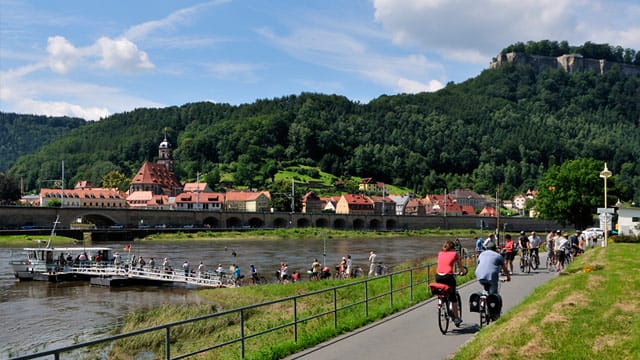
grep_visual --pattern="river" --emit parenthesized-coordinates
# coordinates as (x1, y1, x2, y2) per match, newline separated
(0, 236, 475, 358)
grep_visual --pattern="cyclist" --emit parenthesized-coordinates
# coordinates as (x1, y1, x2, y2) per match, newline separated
(436, 239, 464, 326)
(528, 231, 542, 267)
(475, 241, 510, 295)
(503, 234, 516, 274)
(517, 230, 530, 263)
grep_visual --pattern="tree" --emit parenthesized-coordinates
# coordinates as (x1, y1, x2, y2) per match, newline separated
(101, 170, 130, 191)
(534, 158, 613, 228)
(0, 172, 21, 205)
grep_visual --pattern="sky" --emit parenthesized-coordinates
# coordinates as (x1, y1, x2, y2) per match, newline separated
(1, 0, 639, 121)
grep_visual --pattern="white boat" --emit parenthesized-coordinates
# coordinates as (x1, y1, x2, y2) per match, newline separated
(10, 216, 117, 281)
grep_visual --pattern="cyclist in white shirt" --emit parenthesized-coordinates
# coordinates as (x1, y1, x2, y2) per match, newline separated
(528, 231, 542, 267)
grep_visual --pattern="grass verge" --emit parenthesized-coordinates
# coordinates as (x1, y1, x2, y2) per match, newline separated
(453, 243, 640, 360)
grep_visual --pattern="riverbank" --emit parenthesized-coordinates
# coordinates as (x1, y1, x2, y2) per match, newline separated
(453, 242, 640, 359)
(0, 227, 484, 247)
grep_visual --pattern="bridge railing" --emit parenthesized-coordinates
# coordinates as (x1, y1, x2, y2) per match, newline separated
(11, 254, 475, 360)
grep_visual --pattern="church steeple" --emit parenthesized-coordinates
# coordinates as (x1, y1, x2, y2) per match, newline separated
(157, 129, 173, 172)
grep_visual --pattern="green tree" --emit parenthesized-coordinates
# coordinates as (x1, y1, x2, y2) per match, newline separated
(535, 158, 613, 228)
(0, 172, 21, 205)
(101, 170, 130, 191)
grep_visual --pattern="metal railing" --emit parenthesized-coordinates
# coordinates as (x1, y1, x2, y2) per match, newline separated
(12, 254, 474, 360)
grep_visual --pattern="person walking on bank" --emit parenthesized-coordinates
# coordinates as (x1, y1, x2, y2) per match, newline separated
(503, 234, 516, 274)
(368, 250, 377, 276)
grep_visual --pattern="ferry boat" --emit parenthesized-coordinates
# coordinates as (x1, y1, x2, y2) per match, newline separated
(9, 216, 117, 281)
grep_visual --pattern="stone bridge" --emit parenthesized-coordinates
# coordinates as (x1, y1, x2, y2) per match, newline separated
(0, 206, 561, 237)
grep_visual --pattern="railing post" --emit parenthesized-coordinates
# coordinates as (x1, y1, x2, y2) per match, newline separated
(293, 297, 298, 343)
(389, 274, 393, 307)
(240, 309, 245, 359)
(333, 288, 338, 329)
(364, 281, 369, 317)
(410, 269, 414, 301)
(165, 326, 170, 360)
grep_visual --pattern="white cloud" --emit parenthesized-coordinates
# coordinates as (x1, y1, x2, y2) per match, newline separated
(46, 35, 154, 74)
(372, 0, 640, 63)
(94, 37, 154, 72)
(373, 0, 582, 61)
(258, 26, 445, 95)
(204, 62, 260, 82)
(47, 36, 83, 74)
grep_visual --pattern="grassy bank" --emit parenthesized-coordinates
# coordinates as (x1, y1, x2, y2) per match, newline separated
(109, 256, 477, 359)
(140, 227, 482, 242)
(0, 228, 482, 247)
(454, 243, 640, 359)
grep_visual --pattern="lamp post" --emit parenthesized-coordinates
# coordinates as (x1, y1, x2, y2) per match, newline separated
(599, 163, 612, 247)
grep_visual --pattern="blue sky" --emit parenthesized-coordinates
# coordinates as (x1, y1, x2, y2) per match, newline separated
(1, 0, 639, 121)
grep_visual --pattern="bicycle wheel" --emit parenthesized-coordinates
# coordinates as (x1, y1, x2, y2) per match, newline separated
(438, 300, 450, 334)
(526, 256, 532, 273)
(519, 256, 525, 272)
(479, 303, 489, 328)
(531, 255, 538, 270)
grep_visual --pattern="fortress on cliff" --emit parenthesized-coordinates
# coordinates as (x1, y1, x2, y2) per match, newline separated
(490, 52, 640, 77)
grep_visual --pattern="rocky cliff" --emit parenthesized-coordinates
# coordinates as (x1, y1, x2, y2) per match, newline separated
(490, 52, 640, 77)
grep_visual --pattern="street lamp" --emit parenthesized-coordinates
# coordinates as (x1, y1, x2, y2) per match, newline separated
(600, 163, 612, 247)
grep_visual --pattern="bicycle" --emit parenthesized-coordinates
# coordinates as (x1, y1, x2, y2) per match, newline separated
(519, 250, 531, 273)
(473, 278, 506, 327)
(428, 266, 467, 334)
(529, 249, 540, 270)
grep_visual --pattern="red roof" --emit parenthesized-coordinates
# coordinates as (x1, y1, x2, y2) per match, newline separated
(131, 162, 181, 192)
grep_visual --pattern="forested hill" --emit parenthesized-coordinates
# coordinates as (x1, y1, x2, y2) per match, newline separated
(0, 113, 86, 172)
(6, 58, 640, 203)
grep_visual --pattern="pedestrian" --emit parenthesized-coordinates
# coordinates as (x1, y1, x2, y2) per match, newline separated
(280, 262, 289, 283)
(250, 264, 258, 283)
(311, 258, 321, 280)
(197, 261, 205, 278)
(345, 255, 353, 278)
(368, 250, 377, 276)
(503, 234, 515, 274)
(149, 257, 155, 270)
(162, 258, 170, 273)
(554, 230, 569, 272)
(475, 236, 483, 256)
(183, 260, 189, 277)
(233, 264, 241, 285)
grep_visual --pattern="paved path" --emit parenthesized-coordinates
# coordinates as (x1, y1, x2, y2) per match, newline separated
(285, 257, 557, 360)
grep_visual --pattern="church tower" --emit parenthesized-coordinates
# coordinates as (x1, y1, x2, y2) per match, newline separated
(157, 131, 173, 172)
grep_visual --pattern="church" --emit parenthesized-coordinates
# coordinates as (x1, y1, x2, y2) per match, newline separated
(126, 133, 182, 209)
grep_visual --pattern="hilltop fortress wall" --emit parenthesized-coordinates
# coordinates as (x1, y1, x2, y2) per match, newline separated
(490, 52, 640, 77)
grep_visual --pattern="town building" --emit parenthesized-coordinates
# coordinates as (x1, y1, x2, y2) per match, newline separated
(224, 191, 271, 212)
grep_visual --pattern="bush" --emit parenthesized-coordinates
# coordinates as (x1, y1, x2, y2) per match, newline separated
(610, 234, 640, 243)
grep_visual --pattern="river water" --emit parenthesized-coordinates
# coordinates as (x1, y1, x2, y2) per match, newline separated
(0, 236, 474, 358)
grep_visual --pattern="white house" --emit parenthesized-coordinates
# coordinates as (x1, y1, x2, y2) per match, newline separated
(617, 206, 640, 236)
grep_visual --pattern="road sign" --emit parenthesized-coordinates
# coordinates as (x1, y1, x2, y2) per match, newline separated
(597, 208, 615, 214)
(599, 213, 611, 229)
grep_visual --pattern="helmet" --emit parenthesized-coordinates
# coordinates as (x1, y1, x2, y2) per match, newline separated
(485, 241, 497, 250)
(576, 230, 582, 233)
(555, 229, 561, 234)
(520, 230, 525, 235)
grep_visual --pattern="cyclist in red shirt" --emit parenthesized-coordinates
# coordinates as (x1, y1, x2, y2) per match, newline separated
(436, 239, 464, 326)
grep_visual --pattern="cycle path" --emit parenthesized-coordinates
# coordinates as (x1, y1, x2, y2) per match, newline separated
(285, 258, 557, 360)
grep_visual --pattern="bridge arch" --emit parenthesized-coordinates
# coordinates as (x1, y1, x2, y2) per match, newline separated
(369, 219, 380, 230)
(385, 218, 397, 230)
(352, 218, 365, 230)
(333, 218, 345, 229)
(273, 217, 288, 228)
(297, 217, 311, 228)
(226, 217, 242, 229)
(247, 217, 264, 228)
(315, 217, 329, 229)
(203, 217, 220, 229)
